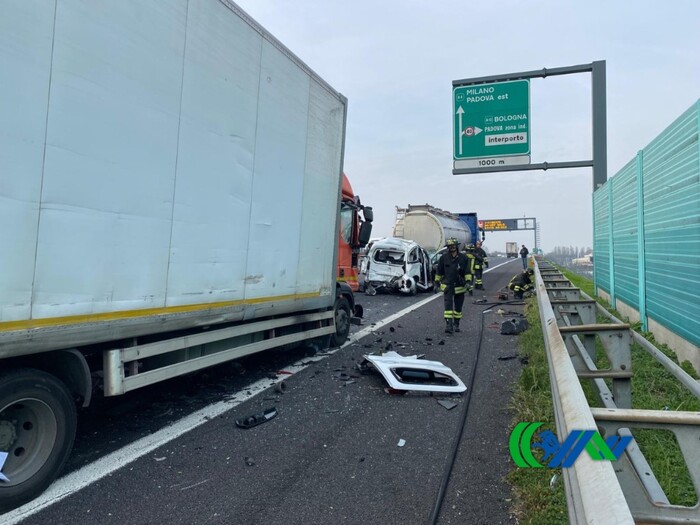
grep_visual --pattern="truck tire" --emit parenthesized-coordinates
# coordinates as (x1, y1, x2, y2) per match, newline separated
(0, 368, 77, 512)
(330, 297, 352, 347)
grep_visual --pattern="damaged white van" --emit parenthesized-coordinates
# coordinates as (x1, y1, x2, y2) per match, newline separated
(360, 237, 434, 295)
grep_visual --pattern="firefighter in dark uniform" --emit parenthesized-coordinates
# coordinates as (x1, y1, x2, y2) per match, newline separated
(508, 268, 534, 299)
(472, 240, 488, 289)
(434, 238, 471, 334)
(463, 244, 477, 296)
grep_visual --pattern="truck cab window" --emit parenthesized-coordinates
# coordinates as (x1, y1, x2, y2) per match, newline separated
(340, 206, 353, 244)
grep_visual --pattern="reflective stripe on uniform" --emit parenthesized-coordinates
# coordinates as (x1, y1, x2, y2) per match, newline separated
(444, 310, 454, 319)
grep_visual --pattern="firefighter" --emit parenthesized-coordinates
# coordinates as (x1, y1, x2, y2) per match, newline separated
(462, 244, 477, 296)
(472, 240, 488, 289)
(508, 268, 534, 299)
(434, 238, 471, 334)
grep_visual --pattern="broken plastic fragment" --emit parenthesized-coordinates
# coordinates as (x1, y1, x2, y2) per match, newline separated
(397, 439, 406, 447)
(437, 399, 458, 410)
(235, 407, 278, 429)
(364, 351, 466, 393)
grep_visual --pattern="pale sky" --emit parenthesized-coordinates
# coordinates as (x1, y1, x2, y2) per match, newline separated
(235, 0, 700, 253)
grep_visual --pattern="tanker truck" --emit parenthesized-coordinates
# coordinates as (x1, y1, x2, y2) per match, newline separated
(393, 205, 472, 254)
(0, 0, 355, 510)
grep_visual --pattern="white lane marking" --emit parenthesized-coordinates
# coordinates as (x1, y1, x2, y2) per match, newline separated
(4, 260, 517, 522)
(2, 290, 444, 522)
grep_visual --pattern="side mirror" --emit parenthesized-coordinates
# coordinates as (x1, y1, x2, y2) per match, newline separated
(358, 221, 373, 246)
(362, 206, 374, 223)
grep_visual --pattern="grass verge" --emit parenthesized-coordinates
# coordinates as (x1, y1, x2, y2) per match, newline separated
(509, 267, 700, 521)
(507, 299, 567, 524)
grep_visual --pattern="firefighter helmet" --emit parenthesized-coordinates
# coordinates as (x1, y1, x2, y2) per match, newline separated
(445, 238, 459, 249)
(465, 243, 475, 251)
(526, 268, 534, 275)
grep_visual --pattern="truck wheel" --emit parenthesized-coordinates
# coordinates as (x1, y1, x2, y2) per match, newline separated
(330, 297, 351, 347)
(0, 368, 77, 512)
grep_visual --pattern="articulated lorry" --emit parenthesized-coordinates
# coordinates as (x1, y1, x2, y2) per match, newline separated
(0, 0, 355, 510)
(393, 205, 472, 254)
(457, 212, 485, 245)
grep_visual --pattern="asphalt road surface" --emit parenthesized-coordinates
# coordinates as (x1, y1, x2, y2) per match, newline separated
(4, 257, 529, 525)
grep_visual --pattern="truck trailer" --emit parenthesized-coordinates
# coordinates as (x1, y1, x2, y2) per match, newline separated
(0, 0, 354, 510)
(393, 205, 472, 254)
(506, 242, 519, 258)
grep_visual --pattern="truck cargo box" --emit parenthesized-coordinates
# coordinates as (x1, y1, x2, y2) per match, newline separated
(0, 0, 346, 355)
(0, 0, 350, 510)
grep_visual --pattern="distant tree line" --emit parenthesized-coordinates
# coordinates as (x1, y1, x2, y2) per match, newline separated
(544, 246, 593, 267)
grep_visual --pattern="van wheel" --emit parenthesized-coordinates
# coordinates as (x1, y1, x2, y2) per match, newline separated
(0, 368, 77, 512)
(330, 297, 352, 347)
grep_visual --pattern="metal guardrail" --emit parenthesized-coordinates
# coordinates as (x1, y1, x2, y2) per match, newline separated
(533, 260, 700, 524)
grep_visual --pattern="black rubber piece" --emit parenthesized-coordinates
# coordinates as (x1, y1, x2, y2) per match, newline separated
(235, 408, 278, 429)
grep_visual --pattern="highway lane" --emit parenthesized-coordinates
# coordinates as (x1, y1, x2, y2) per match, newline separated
(4, 257, 525, 524)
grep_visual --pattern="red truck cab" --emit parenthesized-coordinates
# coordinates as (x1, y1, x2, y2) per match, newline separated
(338, 173, 373, 291)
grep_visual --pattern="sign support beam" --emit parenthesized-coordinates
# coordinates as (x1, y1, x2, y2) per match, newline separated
(452, 61, 607, 192)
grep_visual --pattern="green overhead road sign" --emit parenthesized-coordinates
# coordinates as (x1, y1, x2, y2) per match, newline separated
(453, 79, 530, 169)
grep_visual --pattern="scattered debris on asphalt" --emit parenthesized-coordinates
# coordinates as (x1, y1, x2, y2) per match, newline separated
(500, 318, 529, 335)
(497, 355, 518, 361)
(235, 407, 278, 429)
(397, 439, 406, 447)
(437, 399, 458, 410)
(362, 351, 467, 393)
(244, 456, 255, 467)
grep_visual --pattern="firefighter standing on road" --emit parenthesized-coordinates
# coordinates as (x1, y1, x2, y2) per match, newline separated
(508, 268, 534, 299)
(434, 238, 471, 334)
(472, 240, 488, 289)
(463, 244, 477, 295)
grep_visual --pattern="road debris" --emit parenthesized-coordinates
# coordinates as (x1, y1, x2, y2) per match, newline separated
(235, 407, 278, 429)
(500, 318, 529, 335)
(437, 399, 458, 410)
(362, 351, 467, 393)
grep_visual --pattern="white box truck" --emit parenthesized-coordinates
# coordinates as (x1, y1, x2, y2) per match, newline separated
(0, 0, 356, 509)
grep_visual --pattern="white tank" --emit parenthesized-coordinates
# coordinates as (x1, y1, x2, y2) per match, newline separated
(394, 205, 471, 254)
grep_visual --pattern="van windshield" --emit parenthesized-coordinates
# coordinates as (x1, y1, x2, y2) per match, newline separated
(373, 249, 405, 265)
